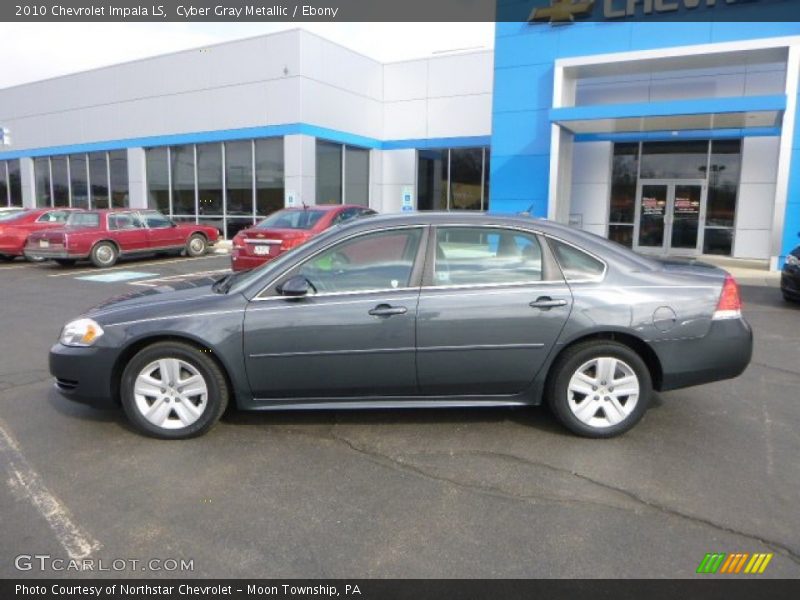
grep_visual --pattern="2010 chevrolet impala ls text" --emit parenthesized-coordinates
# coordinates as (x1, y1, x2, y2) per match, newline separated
(49, 213, 753, 439)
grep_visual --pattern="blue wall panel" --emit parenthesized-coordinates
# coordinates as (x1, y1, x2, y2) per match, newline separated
(490, 19, 800, 261)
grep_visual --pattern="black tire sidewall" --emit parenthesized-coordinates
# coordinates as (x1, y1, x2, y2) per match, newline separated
(120, 342, 228, 439)
(91, 242, 118, 268)
(548, 341, 652, 438)
(186, 234, 207, 257)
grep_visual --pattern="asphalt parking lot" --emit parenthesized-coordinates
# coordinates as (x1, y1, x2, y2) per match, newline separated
(0, 253, 798, 579)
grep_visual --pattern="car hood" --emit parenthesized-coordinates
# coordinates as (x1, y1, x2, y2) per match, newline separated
(86, 274, 225, 321)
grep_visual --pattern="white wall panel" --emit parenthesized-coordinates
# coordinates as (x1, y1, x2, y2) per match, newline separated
(734, 229, 771, 259)
(570, 183, 610, 226)
(382, 149, 416, 185)
(572, 142, 612, 184)
(427, 52, 493, 98)
(383, 61, 428, 102)
(383, 101, 428, 140)
(736, 183, 776, 230)
(427, 94, 492, 138)
(739, 136, 780, 183)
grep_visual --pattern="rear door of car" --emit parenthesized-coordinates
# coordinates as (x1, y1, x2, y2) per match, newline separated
(243, 226, 427, 399)
(107, 212, 149, 253)
(139, 210, 184, 250)
(415, 225, 574, 396)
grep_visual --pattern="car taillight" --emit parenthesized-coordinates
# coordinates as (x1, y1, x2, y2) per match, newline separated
(280, 236, 307, 251)
(713, 274, 742, 320)
(233, 236, 245, 250)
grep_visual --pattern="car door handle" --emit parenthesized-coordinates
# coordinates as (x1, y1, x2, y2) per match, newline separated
(529, 297, 568, 310)
(369, 304, 408, 317)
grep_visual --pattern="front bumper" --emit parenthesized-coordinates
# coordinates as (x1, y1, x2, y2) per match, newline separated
(653, 317, 753, 392)
(781, 265, 800, 300)
(49, 343, 119, 408)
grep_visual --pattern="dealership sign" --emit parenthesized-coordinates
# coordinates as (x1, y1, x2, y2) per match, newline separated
(530, 0, 761, 23)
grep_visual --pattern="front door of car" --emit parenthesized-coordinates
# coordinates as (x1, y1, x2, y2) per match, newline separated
(107, 212, 149, 252)
(416, 226, 573, 396)
(139, 211, 184, 249)
(243, 226, 427, 399)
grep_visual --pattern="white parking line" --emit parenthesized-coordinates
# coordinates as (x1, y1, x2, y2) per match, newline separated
(0, 419, 101, 559)
(47, 254, 225, 277)
(130, 269, 230, 287)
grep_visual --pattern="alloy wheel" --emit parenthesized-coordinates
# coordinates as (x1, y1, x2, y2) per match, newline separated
(133, 358, 209, 430)
(566, 357, 640, 429)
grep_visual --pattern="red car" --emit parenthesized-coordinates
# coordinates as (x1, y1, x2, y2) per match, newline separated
(0, 208, 79, 262)
(24, 209, 219, 268)
(231, 205, 377, 271)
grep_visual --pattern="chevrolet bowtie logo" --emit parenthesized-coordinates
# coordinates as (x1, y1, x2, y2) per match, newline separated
(529, 0, 595, 23)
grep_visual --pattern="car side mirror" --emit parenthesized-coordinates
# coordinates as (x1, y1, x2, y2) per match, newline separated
(277, 276, 314, 297)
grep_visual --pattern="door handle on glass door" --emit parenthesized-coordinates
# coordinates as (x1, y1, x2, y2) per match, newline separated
(529, 297, 567, 310)
(368, 304, 408, 317)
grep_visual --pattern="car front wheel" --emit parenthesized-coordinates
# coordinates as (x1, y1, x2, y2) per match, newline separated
(186, 234, 208, 257)
(547, 341, 651, 438)
(91, 241, 118, 268)
(120, 341, 229, 439)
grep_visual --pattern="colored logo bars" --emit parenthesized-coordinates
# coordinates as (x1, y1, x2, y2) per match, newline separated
(696, 552, 773, 574)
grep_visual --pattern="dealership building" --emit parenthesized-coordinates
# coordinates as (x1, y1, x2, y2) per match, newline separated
(1, 19, 800, 268)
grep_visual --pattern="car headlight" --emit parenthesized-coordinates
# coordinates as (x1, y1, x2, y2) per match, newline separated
(786, 254, 800, 267)
(60, 318, 105, 347)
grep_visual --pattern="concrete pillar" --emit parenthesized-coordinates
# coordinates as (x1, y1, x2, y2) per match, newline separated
(127, 147, 147, 209)
(19, 157, 35, 208)
(284, 134, 316, 207)
(380, 149, 416, 213)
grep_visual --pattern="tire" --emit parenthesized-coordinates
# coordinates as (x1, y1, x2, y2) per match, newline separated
(54, 259, 76, 267)
(185, 234, 207, 257)
(120, 341, 229, 440)
(547, 340, 652, 438)
(0, 254, 14, 262)
(90, 241, 118, 268)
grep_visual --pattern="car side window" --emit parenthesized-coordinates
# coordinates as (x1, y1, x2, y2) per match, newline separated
(548, 238, 605, 281)
(37, 211, 68, 223)
(332, 208, 358, 224)
(433, 227, 544, 286)
(142, 212, 172, 228)
(108, 213, 142, 231)
(289, 228, 423, 294)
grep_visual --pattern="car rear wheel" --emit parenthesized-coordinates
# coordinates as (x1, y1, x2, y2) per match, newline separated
(186, 234, 207, 257)
(547, 341, 651, 438)
(54, 259, 76, 267)
(0, 254, 13, 262)
(90, 241, 118, 268)
(120, 341, 229, 439)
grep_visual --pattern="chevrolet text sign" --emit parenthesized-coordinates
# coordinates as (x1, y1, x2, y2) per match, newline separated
(530, 0, 760, 23)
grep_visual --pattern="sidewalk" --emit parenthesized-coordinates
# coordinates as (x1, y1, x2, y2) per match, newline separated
(699, 256, 781, 287)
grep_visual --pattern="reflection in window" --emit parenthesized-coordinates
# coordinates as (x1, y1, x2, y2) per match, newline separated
(146, 147, 170, 213)
(549, 239, 605, 281)
(434, 227, 543, 286)
(640, 141, 709, 179)
(7, 160, 22, 207)
(344, 146, 369, 207)
(171, 145, 195, 217)
(316, 140, 342, 205)
(295, 228, 422, 294)
(255, 138, 284, 216)
(702, 139, 741, 256)
(69, 155, 89, 209)
(417, 150, 448, 211)
(50, 157, 69, 207)
(109, 150, 128, 208)
(417, 148, 489, 211)
(34, 157, 51, 207)
(449, 148, 483, 210)
(0, 162, 7, 206)
(225, 141, 252, 218)
(196, 143, 223, 216)
(89, 152, 109, 209)
(607, 143, 638, 248)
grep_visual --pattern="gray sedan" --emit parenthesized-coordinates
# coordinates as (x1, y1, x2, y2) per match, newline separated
(50, 212, 752, 439)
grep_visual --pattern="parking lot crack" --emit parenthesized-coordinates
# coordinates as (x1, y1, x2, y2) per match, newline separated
(326, 430, 800, 566)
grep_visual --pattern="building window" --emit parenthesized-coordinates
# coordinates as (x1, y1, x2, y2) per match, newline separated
(7, 160, 22, 207)
(316, 140, 343, 205)
(145, 138, 285, 239)
(315, 140, 369, 206)
(608, 143, 639, 248)
(417, 147, 489, 211)
(69, 155, 89, 209)
(109, 150, 129, 208)
(146, 147, 170, 213)
(255, 138, 284, 216)
(89, 152, 109, 209)
(51, 156, 69, 207)
(344, 146, 369, 207)
(0, 162, 7, 207)
(702, 139, 741, 256)
(34, 157, 51, 207)
(640, 141, 709, 179)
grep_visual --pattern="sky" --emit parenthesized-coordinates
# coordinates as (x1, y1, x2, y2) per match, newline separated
(0, 22, 495, 89)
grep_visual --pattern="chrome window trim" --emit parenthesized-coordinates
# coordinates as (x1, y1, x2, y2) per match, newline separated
(251, 224, 428, 301)
(249, 289, 420, 306)
(421, 279, 567, 293)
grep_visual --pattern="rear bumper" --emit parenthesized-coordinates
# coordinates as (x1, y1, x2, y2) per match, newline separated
(781, 266, 800, 300)
(653, 317, 753, 392)
(231, 252, 278, 272)
(24, 247, 86, 260)
(49, 343, 118, 408)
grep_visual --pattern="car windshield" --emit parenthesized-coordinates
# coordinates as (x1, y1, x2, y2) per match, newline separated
(256, 209, 326, 231)
(0, 210, 27, 222)
(66, 212, 100, 228)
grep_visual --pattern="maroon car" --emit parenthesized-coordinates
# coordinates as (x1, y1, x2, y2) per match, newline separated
(0, 208, 79, 261)
(231, 205, 376, 272)
(24, 209, 220, 268)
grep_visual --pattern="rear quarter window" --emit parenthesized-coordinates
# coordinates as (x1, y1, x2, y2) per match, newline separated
(549, 238, 606, 281)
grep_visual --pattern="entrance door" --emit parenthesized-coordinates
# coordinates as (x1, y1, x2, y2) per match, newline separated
(634, 180, 706, 256)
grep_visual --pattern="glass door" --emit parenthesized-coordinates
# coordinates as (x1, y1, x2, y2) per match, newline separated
(634, 180, 706, 256)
